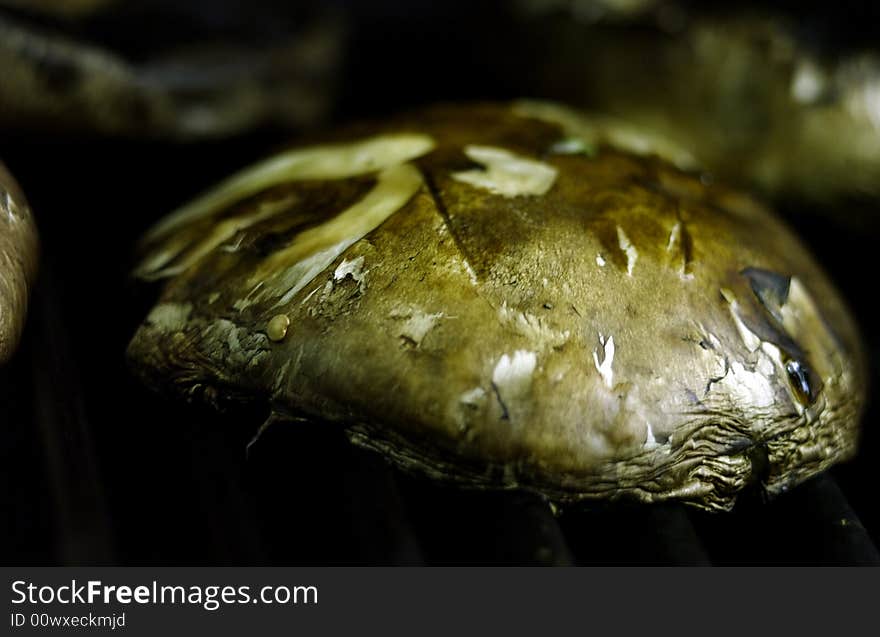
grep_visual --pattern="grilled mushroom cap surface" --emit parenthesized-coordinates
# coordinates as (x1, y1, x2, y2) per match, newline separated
(0, 160, 38, 363)
(129, 102, 865, 511)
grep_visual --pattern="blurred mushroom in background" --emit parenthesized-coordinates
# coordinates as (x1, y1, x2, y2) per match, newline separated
(0, 0, 346, 139)
(507, 0, 880, 206)
(0, 160, 38, 364)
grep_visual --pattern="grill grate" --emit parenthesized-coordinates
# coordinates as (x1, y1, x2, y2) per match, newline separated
(3, 265, 878, 565)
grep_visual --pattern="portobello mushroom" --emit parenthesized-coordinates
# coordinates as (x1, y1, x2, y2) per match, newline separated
(128, 102, 866, 511)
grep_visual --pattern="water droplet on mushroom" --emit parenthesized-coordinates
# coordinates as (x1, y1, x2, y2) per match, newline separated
(267, 314, 290, 342)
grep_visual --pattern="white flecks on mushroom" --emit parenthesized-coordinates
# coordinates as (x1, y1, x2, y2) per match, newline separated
(452, 146, 558, 198)
(757, 342, 781, 378)
(334, 256, 367, 283)
(666, 221, 682, 252)
(492, 350, 538, 417)
(645, 422, 659, 449)
(596, 254, 607, 267)
(592, 333, 615, 389)
(779, 277, 821, 335)
(274, 247, 345, 307)
(731, 311, 763, 353)
(666, 221, 694, 279)
(3, 190, 16, 221)
(459, 386, 487, 408)
(143, 133, 436, 245)
(721, 288, 763, 353)
(616, 226, 638, 276)
(394, 309, 444, 347)
(219, 234, 244, 253)
(461, 259, 479, 286)
(549, 137, 595, 155)
(720, 361, 776, 409)
(300, 285, 321, 306)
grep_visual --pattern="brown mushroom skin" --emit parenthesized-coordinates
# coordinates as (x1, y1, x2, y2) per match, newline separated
(128, 102, 866, 512)
(0, 160, 38, 363)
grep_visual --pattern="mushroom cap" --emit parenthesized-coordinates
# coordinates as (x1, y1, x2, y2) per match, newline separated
(129, 102, 866, 511)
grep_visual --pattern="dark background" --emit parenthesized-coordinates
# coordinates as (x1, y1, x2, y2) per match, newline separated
(1, 0, 878, 565)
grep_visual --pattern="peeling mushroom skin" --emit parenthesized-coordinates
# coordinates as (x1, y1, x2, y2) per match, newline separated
(0, 160, 38, 364)
(128, 102, 866, 512)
